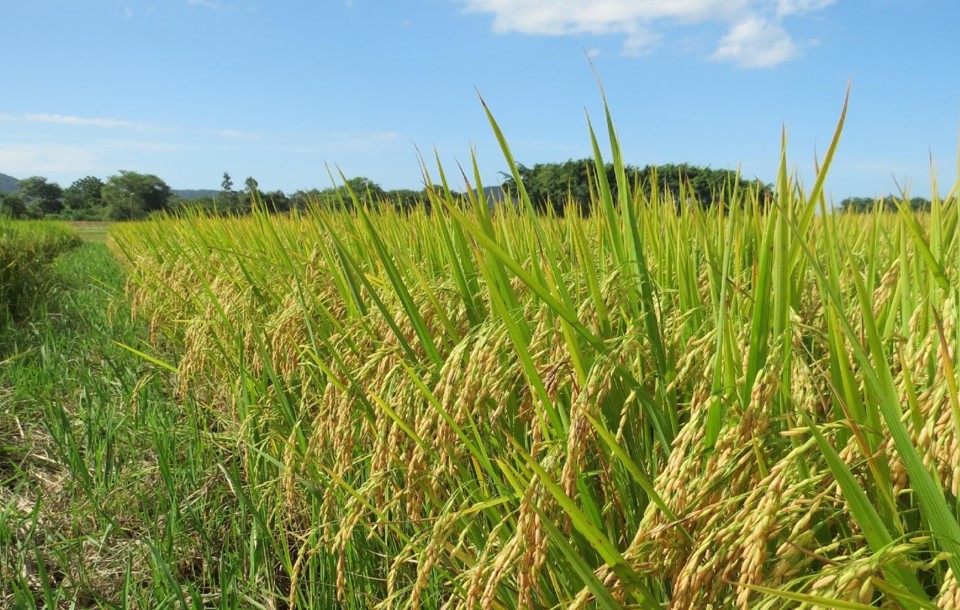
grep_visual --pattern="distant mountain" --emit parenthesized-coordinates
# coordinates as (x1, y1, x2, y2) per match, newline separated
(474, 185, 516, 207)
(480, 185, 509, 203)
(174, 189, 220, 201)
(0, 172, 19, 194)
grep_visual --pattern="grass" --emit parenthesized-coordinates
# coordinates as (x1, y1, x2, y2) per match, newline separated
(0, 218, 82, 333)
(68, 222, 113, 243)
(2, 91, 960, 609)
(0, 240, 268, 608)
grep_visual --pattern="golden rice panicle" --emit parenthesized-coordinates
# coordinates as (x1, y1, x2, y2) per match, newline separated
(886, 295, 960, 498)
(106, 113, 960, 608)
(938, 568, 960, 609)
(409, 513, 457, 610)
(515, 480, 548, 610)
(561, 346, 622, 500)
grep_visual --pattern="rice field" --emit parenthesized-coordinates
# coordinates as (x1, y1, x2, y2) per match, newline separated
(2, 95, 959, 608)
(98, 98, 960, 609)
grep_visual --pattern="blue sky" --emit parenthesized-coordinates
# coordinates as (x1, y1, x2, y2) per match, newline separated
(1, 0, 957, 201)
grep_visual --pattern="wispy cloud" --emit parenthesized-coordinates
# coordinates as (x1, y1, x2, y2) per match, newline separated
(200, 128, 261, 141)
(0, 111, 398, 149)
(0, 112, 263, 141)
(100, 139, 189, 152)
(457, 0, 834, 68)
(279, 131, 404, 152)
(187, 0, 221, 8)
(0, 144, 102, 175)
(0, 106, 405, 181)
(13, 113, 157, 131)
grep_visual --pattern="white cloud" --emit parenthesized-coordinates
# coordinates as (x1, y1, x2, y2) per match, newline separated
(187, 0, 221, 8)
(711, 16, 799, 68)
(457, 0, 831, 67)
(776, 0, 835, 17)
(621, 26, 661, 56)
(586, 47, 602, 58)
(459, 0, 746, 36)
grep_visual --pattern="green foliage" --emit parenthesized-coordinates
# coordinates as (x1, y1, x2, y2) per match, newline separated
(840, 195, 932, 213)
(291, 178, 458, 213)
(102, 170, 172, 220)
(649, 162, 773, 209)
(259, 189, 290, 212)
(501, 158, 772, 214)
(289, 176, 386, 211)
(217, 171, 244, 213)
(17, 175, 64, 216)
(0, 193, 26, 219)
(385, 188, 429, 211)
(62, 175, 105, 213)
(1, 242, 252, 608)
(221, 171, 234, 194)
(6, 90, 960, 608)
(0, 219, 81, 329)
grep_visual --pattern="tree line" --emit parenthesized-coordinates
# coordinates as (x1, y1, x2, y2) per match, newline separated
(205, 174, 446, 216)
(501, 159, 776, 214)
(3, 160, 926, 221)
(0, 172, 171, 221)
(838, 196, 932, 213)
(0, 171, 445, 221)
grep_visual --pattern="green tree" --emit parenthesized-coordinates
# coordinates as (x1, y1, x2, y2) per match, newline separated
(244, 176, 258, 193)
(0, 193, 26, 219)
(102, 171, 171, 220)
(839, 195, 932, 213)
(638, 163, 772, 211)
(220, 171, 243, 213)
(18, 176, 64, 215)
(298, 177, 387, 211)
(261, 189, 290, 213)
(502, 159, 629, 215)
(63, 176, 105, 212)
(501, 159, 772, 215)
(343, 176, 385, 201)
(385, 188, 424, 212)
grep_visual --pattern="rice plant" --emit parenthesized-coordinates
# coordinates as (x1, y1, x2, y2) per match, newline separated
(106, 93, 960, 609)
(0, 219, 81, 333)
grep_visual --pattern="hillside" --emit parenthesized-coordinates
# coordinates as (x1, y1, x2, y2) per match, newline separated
(173, 189, 220, 201)
(0, 172, 19, 194)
